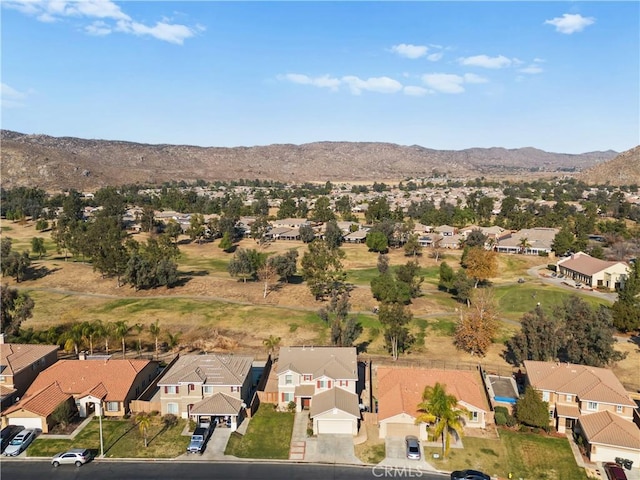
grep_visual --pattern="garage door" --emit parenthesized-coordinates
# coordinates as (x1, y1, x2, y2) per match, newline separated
(317, 419, 353, 435)
(385, 422, 419, 437)
(9, 417, 43, 430)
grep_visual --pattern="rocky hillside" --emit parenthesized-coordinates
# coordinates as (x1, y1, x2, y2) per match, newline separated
(0, 130, 619, 191)
(579, 146, 640, 186)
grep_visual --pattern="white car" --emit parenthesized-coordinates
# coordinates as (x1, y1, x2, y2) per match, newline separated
(51, 448, 93, 467)
(3, 428, 37, 456)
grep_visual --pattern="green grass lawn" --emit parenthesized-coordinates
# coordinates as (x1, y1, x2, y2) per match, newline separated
(424, 429, 588, 480)
(225, 405, 294, 459)
(27, 417, 189, 459)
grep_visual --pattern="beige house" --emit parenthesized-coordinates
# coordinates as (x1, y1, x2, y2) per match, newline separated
(276, 346, 360, 435)
(1, 382, 75, 433)
(496, 227, 559, 255)
(2, 358, 158, 431)
(377, 367, 492, 441)
(576, 410, 640, 466)
(0, 340, 59, 409)
(157, 354, 253, 431)
(556, 252, 629, 291)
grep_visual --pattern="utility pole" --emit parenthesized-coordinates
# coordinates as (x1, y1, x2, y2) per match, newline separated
(96, 402, 104, 458)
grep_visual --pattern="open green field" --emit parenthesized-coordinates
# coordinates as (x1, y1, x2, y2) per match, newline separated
(424, 429, 588, 480)
(27, 417, 189, 459)
(225, 405, 294, 459)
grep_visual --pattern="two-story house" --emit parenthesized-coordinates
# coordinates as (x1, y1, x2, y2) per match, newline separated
(157, 354, 253, 431)
(524, 360, 639, 466)
(276, 346, 360, 435)
(0, 339, 59, 409)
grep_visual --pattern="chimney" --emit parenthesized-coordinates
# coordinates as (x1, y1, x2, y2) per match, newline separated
(79, 351, 87, 360)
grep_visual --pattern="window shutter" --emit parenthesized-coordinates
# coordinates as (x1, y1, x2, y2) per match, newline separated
(176, 386, 180, 394)
(317, 380, 321, 388)
(281, 392, 285, 402)
(164, 386, 168, 394)
(189, 384, 194, 391)
(328, 381, 332, 389)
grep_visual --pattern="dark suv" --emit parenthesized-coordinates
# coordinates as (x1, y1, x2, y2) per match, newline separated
(451, 470, 491, 480)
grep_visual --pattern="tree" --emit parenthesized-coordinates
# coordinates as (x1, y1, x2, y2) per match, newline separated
(311, 196, 335, 222)
(218, 231, 234, 252)
(515, 386, 549, 430)
(438, 261, 455, 292)
(63, 323, 84, 356)
(149, 319, 161, 360)
(317, 290, 362, 347)
(377, 253, 390, 275)
(2, 250, 31, 282)
(268, 249, 298, 282)
(378, 302, 414, 360)
(415, 382, 467, 458)
(453, 269, 474, 306)
(395, 260, 424, 299)
(323, 220, 343, 249)
(81, 321, 98, 355)
(136, 412, 152, 447)
(257, 260, 277, 298)
(227, 248, 266, 283)
(123, 237, 180, 290)
(611, 260, 640, 332)
(140, 206, 156, 233)
(133, 322, 144, 354)
(366, 231, 389, 253)
(164, 219, 183, 243)
(454, 289, 498, 357)
(403, 234, 422, 257)
(0, 285, 34, 337)
(463, 247, 497, 288)
(262, 334, 281, 356)
(505, 305, 561, 365)
(31, 237, 46, 259)
(551, 227, 575, 256)
(277, 197, 297, 219)
(93, 320, 112, 354)
(166, 331, 181, 351)
(370, 272, 411, 305)
(187, 213, 206, 244)
(464, 229, 487, 248)
(84, 215, 129, 284)
(299, 224, 316, 243)
(114, 320, 131, 359)
(365, 197, 391, 224)
(250, 215, 271, 245)
(300, 240, 346, 299)
(51, 400, 76, 429)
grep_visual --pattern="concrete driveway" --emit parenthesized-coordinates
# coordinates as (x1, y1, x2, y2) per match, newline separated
(377, 436, 436, 471)
(304, 434, 362, 464)
(179, 426, 234, 461)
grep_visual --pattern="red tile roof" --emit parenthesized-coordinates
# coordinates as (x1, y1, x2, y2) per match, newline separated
(24, 359, 152, 402)
(0, 343, 58, 375)
(377, 367, 489, 421)
(3, 382, 72, 417)
(578, 410, 640, 450)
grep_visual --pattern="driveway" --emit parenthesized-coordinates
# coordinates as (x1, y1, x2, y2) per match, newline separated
(304, 434, 362, 464)
(178, 425, 234, 461)
(377, 436, 437, 471)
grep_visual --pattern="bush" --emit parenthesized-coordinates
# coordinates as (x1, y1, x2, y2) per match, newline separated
(163, 413, 178, 427)
(287, 401, 297, 413)
(495, 412, 507, 426)
(307, 427, 314, 436)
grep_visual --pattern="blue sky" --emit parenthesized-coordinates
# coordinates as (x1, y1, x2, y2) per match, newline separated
(1, 1, 638, 154)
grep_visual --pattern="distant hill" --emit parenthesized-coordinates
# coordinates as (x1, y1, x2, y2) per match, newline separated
(579, 146, 640, 186)
(0, 130, 618, 191)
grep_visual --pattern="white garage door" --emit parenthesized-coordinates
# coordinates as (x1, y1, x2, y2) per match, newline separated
(9, 417, 43, 430)
(317, 419, 353, 435)
(386, 422, 419, 437)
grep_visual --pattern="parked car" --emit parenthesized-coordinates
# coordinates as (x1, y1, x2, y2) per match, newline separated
(186, 426, 211, 454)
(405, 435, 420, 460)
(51, 448, 93, 467)
(3, 428, 37, 456)
(604, 462, 628, 480)
(451, 470, 491, 480)
(1, 425, 24, 454)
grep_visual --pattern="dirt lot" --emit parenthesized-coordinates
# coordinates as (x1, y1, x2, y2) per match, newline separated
(2, 219, 638, 390)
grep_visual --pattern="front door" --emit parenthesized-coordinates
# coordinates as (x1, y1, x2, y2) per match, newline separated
(565, 418, 575, 430)
(301, 397, 311, 410)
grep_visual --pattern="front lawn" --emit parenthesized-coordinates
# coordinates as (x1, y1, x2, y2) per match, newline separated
(225, 404, 294, 459)
(424, 428, 588, 480)
(27, 416, 189, 459)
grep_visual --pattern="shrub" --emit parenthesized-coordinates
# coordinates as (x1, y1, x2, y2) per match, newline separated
(287, 401, 297, 413)
(495, 412, 507, 426)
(306, 427, 314, 436)
(163, 413, 178, 427)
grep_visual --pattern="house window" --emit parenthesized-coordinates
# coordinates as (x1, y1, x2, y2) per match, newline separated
(285, 375, 293, 385)
(566, 394, 573, 402)
(230, 386, 240, 393)
(470, 411, 479, 422)
(284, 392, 293, 402)
(167, 403, 179, 414)
(587, 402, 598, 411)
(203, 386, 213, 395)
(549, 410, 554, 419)
(106, 401, 119, 412)
(165, 386, 176, 394)
(616, 405, 623, 414)
(303, 375, 312, 382)
(317, 380, 327, 388)
(0, 376, 5, 383)
(541, 391, 550, 402)
(339, 380, 349, 387)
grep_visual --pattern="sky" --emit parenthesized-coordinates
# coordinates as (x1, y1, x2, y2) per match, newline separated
(1, 1, 639, 154)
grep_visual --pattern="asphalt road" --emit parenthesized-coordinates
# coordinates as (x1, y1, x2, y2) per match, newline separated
(2, 460, 450, 480)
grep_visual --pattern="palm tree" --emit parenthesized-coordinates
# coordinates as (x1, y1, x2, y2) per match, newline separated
(262, 335, 281, 357)
(93, 320, 112, 355)
(81, 321, 97, 355)
(63, 323, 84, 356)
(415, 382, 468, 458)
(136, 412, 152, 447)
(133, 323, 144, 355)
(166, 332, 181, 352)
(519, 237, 531, 254)
(113, 320, 131, 359)
(149, 320, 161, 360)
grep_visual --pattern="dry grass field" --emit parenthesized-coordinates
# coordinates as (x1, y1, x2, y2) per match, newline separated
(1, 218, 638, 390)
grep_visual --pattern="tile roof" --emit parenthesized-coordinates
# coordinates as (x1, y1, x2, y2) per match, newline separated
(557, 252, 627, 276)
(310, 387, 360, 418)
(24, 359, 153, 402)
(0, 385, 17, 399)
(189, 392, 244, 416)
(498, 227, 559, 249)
(377, 367, 490, 422)
(0, 343, 58, 375)
(3, 382, 72, 417)
(578, 410, 640, 450)
(158, 354, 253, 386)
(524, 361, 635, 407)
(277, 347, 357, 381)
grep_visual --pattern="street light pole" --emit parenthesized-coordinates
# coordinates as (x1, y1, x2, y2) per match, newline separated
(96, 402, 104, 458)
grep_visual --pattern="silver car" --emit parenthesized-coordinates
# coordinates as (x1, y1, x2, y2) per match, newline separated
(51, 448, 93, 467)
(3, 428, 36, 456)
(405, 435, 421, 460)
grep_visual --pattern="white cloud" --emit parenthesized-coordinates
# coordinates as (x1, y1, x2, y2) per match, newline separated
(279, 74, 341, 91)
(1, 83, 29, 108)
(463, 73, 488, 84)
(519, 65, 544, 74)
(85, 20, 111, 36)
(421, 73, 465, 94)
(342, 76, 403, 95)
(2, 0, 199, 44)
(403, 86, 430, 97)
(545, 13, 595, 34)
(458, 54, 512, 69)
(390, 43, 428, 59)
(427, 52, 443, 62)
